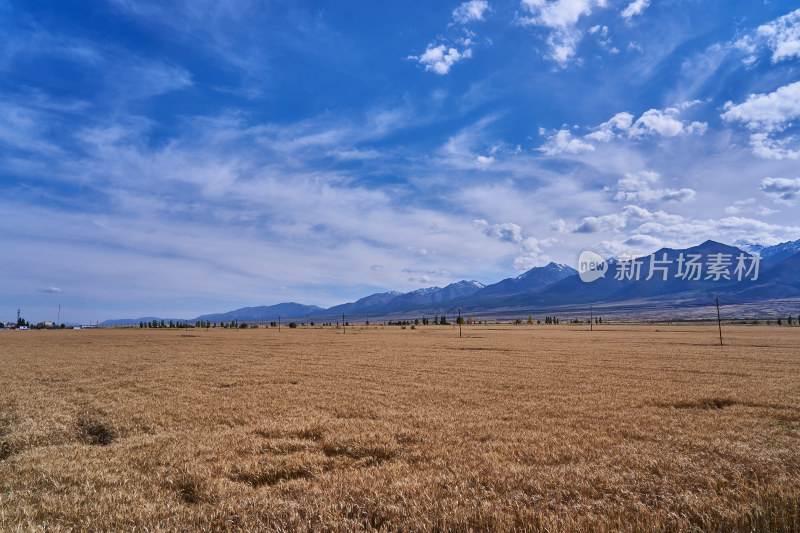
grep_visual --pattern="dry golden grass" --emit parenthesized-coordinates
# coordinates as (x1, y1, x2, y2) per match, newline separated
(1, 325, 799, 531)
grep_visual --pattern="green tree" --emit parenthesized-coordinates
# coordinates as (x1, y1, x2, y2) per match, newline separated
(169, 320, 174, 328)
(440, 315, 447, 325)
(139, 321, 144, 328)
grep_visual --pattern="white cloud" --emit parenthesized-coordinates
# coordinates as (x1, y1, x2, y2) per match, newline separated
(724, 198, 779, 216)
(721, 81, 800, 132)
(629, 109, 688, 138)
(38, 287, 63, 294)
(474, 219, 523, 242)
(573, 213, 627, 233)
(410, 43, 473, 75)
(588, 25, 607, 36)
(540, 129, 595, 155)
(521, 0, 606, 28)
(623, 233, 662, 248)
(585, 112, 634, 141)
(756, 8, 800, 63)
(585, 106, 705, 142)
(402, 268, 451, 284)
(513, 236, 556, 270)
(613, 171, 695, 204)
(761, 177, 800, 205)
(452, 0, 490, 24)
(621, 0, 649, 20)
(588, 24, 616, 51)
(513, 252, 553, 270)
(685, 121, 708, 135)
(723, 81, 800, 159)
(573, 205, 800, 258)
(411, 0, 486, 75)
(550, 218, 568, 232)
(749, 133, 800, 160)
(734, 10, 800, 66)
(472, 219, 557, 270)
(519, 0, 609, 66)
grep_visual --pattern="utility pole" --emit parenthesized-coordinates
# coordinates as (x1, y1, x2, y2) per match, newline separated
(57, 304, 61, 326)
(590, 305, 593, 331)
(278, 315, 281, 333)
(342, 313, 346, 334)
(716, 298, 723, 346)
(458, 308, 462, 338)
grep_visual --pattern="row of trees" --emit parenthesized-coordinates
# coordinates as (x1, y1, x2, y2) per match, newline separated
(138, 320, 249, 329)
(134, 313, 800, 330)
(140, 320, 191, 328)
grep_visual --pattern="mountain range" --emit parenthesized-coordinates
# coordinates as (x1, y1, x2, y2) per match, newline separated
(101, 239, 800, 324)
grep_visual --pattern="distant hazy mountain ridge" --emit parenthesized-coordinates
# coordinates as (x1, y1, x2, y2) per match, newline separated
(101, 239, 800, 324)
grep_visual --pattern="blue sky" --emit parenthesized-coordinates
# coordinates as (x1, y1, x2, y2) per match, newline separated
(2, 0, 800, 323)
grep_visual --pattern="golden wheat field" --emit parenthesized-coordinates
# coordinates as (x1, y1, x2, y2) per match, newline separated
(1, 325, 799, 532)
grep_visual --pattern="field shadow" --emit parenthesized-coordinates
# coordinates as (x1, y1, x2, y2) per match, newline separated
(655, 398, 799, 411)
(76, 414, 117, 445)
(230, 465, 313, 488)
